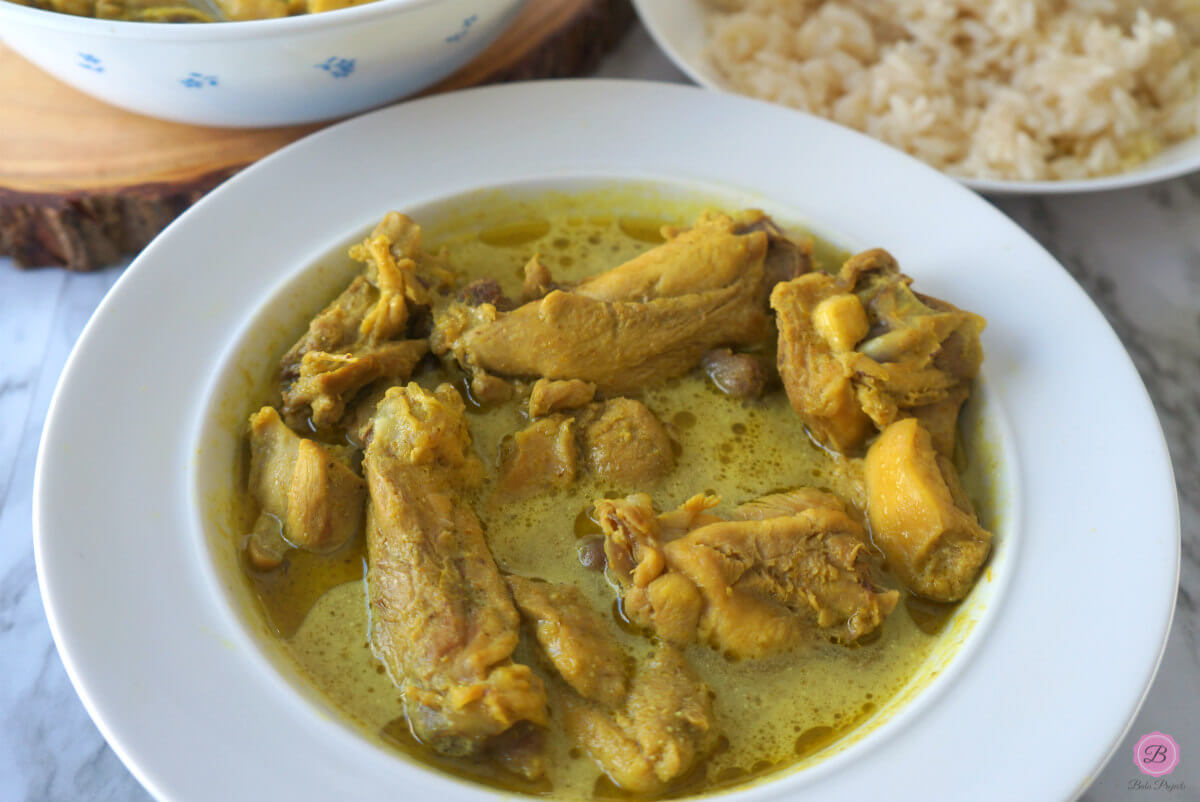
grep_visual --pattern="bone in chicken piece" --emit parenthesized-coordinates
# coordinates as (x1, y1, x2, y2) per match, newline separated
(246, 406, 365, 567)
(506, 577, 630, 708)
(771, 248, 985, 456)
(864, 418, 991, 602)
(278, 213, 451, 429)
(279, 213, 430, 379)
(282, 339, 428, 429)
(431, 212, 772, 393)
(278, 276, 378, 380)
(772, 276, 873, 453)
(561, 646, 717, 794)
(363, 383, 548, 757)
(597, 492, 899, 657)
(507, 576, 715, 794)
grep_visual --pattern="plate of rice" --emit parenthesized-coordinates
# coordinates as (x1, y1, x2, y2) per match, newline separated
(635, 0, 1200, 193)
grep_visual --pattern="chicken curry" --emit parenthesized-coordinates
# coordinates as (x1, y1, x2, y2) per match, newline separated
(11, 0, 370, 22)
(235, 201, 993, 798)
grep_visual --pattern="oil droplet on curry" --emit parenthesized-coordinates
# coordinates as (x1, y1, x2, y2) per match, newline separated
(234, 193, 996, 798)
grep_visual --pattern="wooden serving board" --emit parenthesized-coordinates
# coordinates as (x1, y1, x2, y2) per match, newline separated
(0, 0, 635, 270)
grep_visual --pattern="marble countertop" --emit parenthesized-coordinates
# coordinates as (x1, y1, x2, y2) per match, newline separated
(1, 23, 1196, 802)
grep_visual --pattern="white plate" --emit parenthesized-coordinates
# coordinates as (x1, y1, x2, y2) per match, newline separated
(633, 0, 1200, 195)
(35, 80, 1178, 801)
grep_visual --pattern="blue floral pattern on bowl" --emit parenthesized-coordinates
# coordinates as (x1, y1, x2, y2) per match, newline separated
(315, 57, 356, 79)
(180, 72, 218, 89)
(445, 13, 477, 43)
(78, 53, 104, 73)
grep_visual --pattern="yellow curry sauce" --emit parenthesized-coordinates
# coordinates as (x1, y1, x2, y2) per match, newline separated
(236, 201, 984, 799)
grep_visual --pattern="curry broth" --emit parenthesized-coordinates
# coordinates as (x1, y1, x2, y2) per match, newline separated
(237, 201, 971, 799)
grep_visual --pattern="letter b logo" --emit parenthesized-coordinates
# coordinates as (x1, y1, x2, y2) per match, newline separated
(1134, 732, 1180, 777)
(1143, 744, 1169, 765)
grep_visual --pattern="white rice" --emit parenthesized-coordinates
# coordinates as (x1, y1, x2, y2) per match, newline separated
(704, 0, 1200, 180)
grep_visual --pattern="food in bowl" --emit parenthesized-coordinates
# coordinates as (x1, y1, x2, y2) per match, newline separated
(233, 196, 994, 797)
(10, 0, 370, 21)
(703, 0, 1200, 181)
(0, 0, 522, 127)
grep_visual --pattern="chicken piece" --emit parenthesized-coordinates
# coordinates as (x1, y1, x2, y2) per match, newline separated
(279, 276, 378, 380)
(598, 493, 671, 587)
(280, 214, 433, 380)
(771, 248, 985, 456)
(370, 210, 423, 263)
(606, 498, 733, 643)
(282, 339, 428, 429)
(364, 383, 548, 756)
(277, 214, 450, 430)
(352, 231, 425, 345)
(506, 577, 629, 707)
(656, 492, 724, 537)
(246, 406, 365, 560)
(342, 381, 397, 447)
(496, 417, 578, 498)
(576, 399, 675, 488)
(496, 398, 673, 497)
(597, 493, 898, 657)
(701, 348, 768, 398)
(521, 255, 557, 302)
(562, 646, 717, 794)
(468, 371, 517, 405)
(30, 0, 216, 20)
(509, 572, 716, 793)
(574, 211, 769, 302)
(369, 212, 455, 296)
(527, 378, 596, 417)
(733, 487, 847, 520)
(432, 289, 769, 394)
(849, 252, 983, 436)
(358, 210, 456, 298)
(432, 212, 771, 393)
(864, 418, 991, 602)
(772, 275, 875, 454)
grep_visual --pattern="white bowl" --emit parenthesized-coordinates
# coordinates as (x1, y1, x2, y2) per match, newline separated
(633, 0, 1200, 195)
(35, 80, 1178, 800)
(0, 0, 525, 127)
